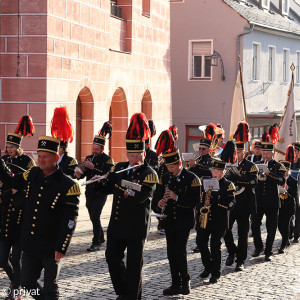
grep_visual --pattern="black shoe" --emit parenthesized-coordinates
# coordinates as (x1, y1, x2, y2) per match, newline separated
(209, 276, 218, 284)
(181, 281, 190, 295)
(278, 248, 285, 254)
(235, 263, 244, 271)
(199, 269, 211, 279)
(87, 244, 100, 252)
(193, 246, 200, 253)
(293, 238, 299, 243)
(163, 285, 181, 296)
(252, 247, 263, 257)
(225, 253, 235, 266)
(265, 255, 272, 261)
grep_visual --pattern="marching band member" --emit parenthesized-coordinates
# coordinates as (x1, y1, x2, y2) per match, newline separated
(75, 121, 114, 252)
(224, 141, 258, 271)
(197, 154, 235, 284)
(145, 120, 158, 172)
(152, 130, 201, 296)
(290, 142, 300, 243)
(278, 154, 297, 253)
(57, 140, 78, 178)
(252, 130, 286, 261)
(247, 139, 262, 163)
(95, 113, 158, 300)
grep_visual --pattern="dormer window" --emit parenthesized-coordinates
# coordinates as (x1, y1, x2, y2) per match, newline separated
(280, 0, 289, 15)
(260, 0, 270, 9)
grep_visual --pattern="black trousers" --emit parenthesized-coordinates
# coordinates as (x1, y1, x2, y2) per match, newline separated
(197, 226, 226, 278)
(0, 240, 21, 290)
(278, 210, 293, 248)
(86, 192, 107, 245)
(293, 205, 300, 239)
(224, 214, 250, 264)
(251, 207, 278, 256)
(165, 229, 190, 286)
(105, 237, 145, 300)
(21, 251, 62, 300)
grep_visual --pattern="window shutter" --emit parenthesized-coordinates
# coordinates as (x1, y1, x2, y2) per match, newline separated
(192, 41, 212, 56)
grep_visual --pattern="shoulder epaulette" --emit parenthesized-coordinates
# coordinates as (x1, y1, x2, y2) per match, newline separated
(250, 164, 259, 173)
(68, 158, 78, 166)
(106, 158, 114, 165)
(66, 183, 81, 196)
(144, 173, 159, 184)
(27, 160, 36, 169)
(227, 182, 236, 192)
(23, 167, 33, 181)
(279, 165, 286, 172)
(191, 176, 201, 187)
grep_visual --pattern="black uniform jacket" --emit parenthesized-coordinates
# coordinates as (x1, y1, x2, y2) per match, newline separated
(12, 166, 80, 255)
(100, 161, 158, 240)
(157, 163, 168, 181)
(280, 175, 297, 215)
(189, 154, 212, 179)
(145, 147, 159, 172)
(2, 154, 35, 173)
(80, 153, 114, 196)
(225, 158, 258, 215)
(58, 153, 78, 177)
(255, 159, 286, 209)
(152, 168, 201, 231)
(198, 177, 235, 231)
(247, 154, 262, 163)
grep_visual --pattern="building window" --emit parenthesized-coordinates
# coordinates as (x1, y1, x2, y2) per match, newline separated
(283, 49, 289, 83)
(268, 46, 275, 82)
(186, 125, 203, 152)
(189, 40, 212, 80)
(111, 1, 122, 18)
(281, 0, 289, 15)
(249, 126, 267, 140)
(142, 0, 150, 17)
(252, 43, 260, 80)
(261, 0, 270, 9)
(296, 52, 300, 84)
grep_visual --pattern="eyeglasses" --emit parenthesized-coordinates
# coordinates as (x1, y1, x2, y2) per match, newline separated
(199, 147, 208, 151)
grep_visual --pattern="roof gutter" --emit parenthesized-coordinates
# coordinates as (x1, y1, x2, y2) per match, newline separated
(236, 23, 254, 73)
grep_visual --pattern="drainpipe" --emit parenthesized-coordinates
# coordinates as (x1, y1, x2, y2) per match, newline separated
(237, 23, 254, 73)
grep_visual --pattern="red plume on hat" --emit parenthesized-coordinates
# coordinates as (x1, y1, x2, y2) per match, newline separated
(98, 121, 112, 139)
(15, 115, 35, 136)
(261, 131, 270, 142)
(233, 122, 249, 142)
(51, 106, 74, 142)
(155, 130, 176, 156)
(285, 144, 295, 163)
(269, 124, 279, 143)
(220, 140, 237, 164)
(205, 123, 216, 140)
(148, 120, 156, 138)
(216, 123, 224, 139)
(126, 113, 150, 141)
(169, 125, 178, 141)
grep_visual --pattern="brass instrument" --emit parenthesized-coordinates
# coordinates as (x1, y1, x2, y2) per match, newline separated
(224, 165, 245, 196)
(257, 163, 268, 182)
(75, 155, 95, 175)
(279, 185, 288, 200)
(199, 189, 211, 229)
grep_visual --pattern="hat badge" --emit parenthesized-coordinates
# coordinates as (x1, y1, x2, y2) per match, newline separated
(9, 136, 13, 140)
(41, 141, 47, 146)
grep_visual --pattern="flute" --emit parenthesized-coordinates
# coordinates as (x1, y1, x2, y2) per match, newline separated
(81, 175, 106, 186)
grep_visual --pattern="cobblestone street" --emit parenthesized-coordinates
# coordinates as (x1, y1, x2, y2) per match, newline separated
(1, 199, 300, 300)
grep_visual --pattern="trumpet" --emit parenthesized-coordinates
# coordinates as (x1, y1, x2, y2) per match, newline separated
(75, 155, 95, 175)
(279, 186, 288, 200)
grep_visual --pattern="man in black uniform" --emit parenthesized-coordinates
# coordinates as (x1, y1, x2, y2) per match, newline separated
(94, 113, 158, 300)
(145, 120, 158, 172)
(197, 158, 235, 283)
(2, 132, 35, 173)
(278, 160, 297, 253)
(252, 142, 286, 261)
(57, 140, 78, 177)
(247, 140, 262, 163)
(152, 140, 201, 296)
(12, 135, 80, 300)
(290, 142, 300, 243)
(224, 142, 258, 271)
(188, 138, 213, 253)
(75, 121, 114, 252)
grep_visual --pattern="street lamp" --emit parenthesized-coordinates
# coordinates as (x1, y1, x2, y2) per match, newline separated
(210, 50, 225, 81)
